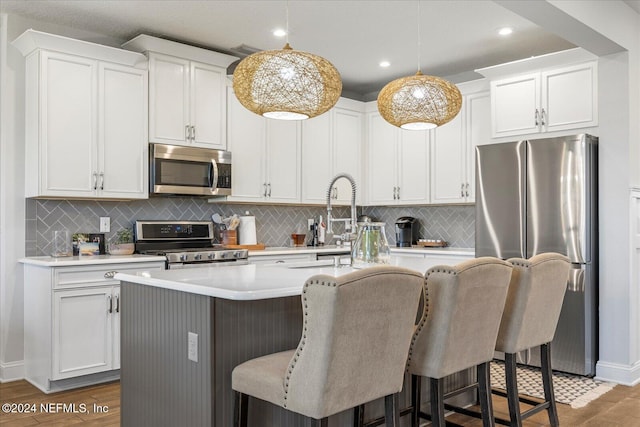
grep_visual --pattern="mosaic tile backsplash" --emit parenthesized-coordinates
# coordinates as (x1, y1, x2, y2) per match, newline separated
(26, 198, 475, 256)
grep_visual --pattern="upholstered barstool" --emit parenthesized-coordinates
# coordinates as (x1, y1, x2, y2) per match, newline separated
(407, 257, 513, 427)
(232, 266, 424, 427)
(493, 253, 571, 427)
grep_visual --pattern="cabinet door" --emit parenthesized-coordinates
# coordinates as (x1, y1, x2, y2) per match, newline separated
(266, 120, 300, 203)
(39, 51, 97, 197)
(542, 62, 597, 132)
(99, 63, 148, 199)
(190, 61, 226, 149)
(431, 111, 466, 204)
(491, 73, 540, 137)
(53, 287, 113, 379)
(367, 113, 398, 205)
(227, 90, 266, 201)
(397, 130, 429, 204)
(465, 92, 491, 203)
(148, 53, 190, 145)
(333, 108, 363, 205)
(301, 114, 332, 204)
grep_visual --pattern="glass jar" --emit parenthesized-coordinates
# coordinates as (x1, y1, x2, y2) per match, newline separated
(351, 222, 390, 269)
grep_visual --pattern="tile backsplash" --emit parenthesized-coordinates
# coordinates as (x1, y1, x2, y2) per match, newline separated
(25, 198, 475, 256)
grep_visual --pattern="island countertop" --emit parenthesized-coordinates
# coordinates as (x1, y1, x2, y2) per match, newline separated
(115, 253, 472, 301)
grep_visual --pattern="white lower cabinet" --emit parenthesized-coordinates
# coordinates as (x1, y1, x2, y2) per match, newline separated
(248, 253, 316, 265)
(53, 285, 120, 379)
(22, 260, 164, 393)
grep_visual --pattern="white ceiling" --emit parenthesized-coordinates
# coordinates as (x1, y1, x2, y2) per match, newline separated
(1, 1, 631, 101)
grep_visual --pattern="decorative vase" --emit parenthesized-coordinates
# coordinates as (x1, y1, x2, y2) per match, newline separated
(351, 222, 390, 269)
(109, 242, 135, 255)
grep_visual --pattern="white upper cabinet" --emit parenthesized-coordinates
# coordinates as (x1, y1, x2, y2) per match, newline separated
(301, 99, 363, 205)
(227, 88, 301, 203)
(123, 34, 239, 149)
(366, 109, 430, 206)
(14, 30, 149, 199)
(478, 48, 598, 138)
(430, 83, 491, 204)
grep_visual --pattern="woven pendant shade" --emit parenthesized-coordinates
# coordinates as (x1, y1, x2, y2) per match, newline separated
(233, 43, 342, 120)
(377, 71, 462, 130)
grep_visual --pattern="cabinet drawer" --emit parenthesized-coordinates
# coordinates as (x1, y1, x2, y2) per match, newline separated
(53, 262, 164, 289)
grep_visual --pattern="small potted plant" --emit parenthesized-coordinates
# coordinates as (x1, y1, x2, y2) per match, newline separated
(109, 227, 135, 255)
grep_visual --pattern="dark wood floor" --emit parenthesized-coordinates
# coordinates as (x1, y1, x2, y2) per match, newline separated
(1, 379, 639, 426)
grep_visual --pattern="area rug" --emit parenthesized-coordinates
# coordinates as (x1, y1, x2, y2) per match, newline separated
(490, 360, 616, 408)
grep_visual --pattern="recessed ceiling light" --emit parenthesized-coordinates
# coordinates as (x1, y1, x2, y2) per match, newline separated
(379, 61, 391, 68)
(273, 28, 287, 37)
(498, 27, 513, 36)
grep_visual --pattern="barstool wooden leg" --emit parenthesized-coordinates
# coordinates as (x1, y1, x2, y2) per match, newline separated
(430, 377, 446, 427)
(411, 374, 421, 427)
(477, 362, 496, 427)
(505, 353, 523, 427)
(384, 393, 400, 427)
(353, 404, 365, 427)
(540, 343, 559, 427)
(233, 391, 248, 427)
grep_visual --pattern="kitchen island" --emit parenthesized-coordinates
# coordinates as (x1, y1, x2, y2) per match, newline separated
(115, 255, 475, 427)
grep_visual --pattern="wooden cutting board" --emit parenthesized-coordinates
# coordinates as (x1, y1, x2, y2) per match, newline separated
(224, 243, 266, 250)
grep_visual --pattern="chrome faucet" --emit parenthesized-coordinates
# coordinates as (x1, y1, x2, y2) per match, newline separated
(326, 173, 357, 243)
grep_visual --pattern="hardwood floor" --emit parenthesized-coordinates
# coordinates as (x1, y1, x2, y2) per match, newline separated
(0, 379, 639, 426)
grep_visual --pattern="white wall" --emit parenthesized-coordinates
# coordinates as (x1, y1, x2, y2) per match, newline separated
(0, 13, 123, 381)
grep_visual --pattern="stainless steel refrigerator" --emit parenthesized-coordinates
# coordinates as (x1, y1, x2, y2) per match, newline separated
(475, 134, 598, 376)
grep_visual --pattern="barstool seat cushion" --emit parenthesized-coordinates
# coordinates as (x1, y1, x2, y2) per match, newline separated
(232, 349, 294, 408)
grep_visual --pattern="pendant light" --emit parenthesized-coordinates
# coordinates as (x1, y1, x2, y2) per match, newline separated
(232, 1, 342, 120)
(377, 1, 462, 130)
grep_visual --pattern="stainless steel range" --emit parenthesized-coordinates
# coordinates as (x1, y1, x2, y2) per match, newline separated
(134, 220, 248, 269)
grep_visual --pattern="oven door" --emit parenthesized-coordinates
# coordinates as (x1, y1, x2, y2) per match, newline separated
(150, 144, 232, 196)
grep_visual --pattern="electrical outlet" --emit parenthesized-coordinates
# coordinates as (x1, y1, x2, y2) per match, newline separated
(99, 217, 110, 233)
(188, 332, 198, 362)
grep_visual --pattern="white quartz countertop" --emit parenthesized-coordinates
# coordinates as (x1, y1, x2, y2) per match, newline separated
(19, 254, 167, 267)
(115, 254, 471, 301)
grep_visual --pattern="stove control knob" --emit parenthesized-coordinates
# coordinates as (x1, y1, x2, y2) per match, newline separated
(180, 254, 188, 262)
(208, 253, 215, 260)
(234, 251, 244, 258)
(194, 254, 202, 260)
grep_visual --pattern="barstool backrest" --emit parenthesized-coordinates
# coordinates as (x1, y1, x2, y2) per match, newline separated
(407, 257, 513, 379)
(285, 266, 424, 419)
(495, 252, 571, 354)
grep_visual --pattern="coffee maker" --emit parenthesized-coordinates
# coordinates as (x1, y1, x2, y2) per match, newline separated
(395, 217, 419, 247)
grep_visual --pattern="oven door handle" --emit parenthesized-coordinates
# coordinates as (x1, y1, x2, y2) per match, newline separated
(209, 158, 219, 192)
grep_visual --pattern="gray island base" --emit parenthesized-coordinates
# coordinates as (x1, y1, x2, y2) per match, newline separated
(117, 262, 475, 427)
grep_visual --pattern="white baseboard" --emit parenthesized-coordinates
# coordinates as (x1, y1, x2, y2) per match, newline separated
(595, 360, 640, 386)
(0, 360, 24, 382)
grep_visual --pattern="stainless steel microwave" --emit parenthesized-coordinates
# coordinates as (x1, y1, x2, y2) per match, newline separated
(149, 144, 232, 196)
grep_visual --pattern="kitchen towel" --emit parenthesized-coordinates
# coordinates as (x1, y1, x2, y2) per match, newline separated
(238, 214, 257, 245)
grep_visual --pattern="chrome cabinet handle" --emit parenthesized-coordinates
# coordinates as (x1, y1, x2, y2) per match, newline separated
(267, 183, 272, 197)
(461, 183, 465, 197)
(397, 186, 400, 200)
(393, 187, 396, 200)
(466, 183, 469, 197)
(541, 108, 546, 126)
(104, 271, 118, 279)
(185, 125, 190, 141)
(334, 186, 338, 199)
(107, 295, 113, 314)
(191, 125, 196, 141)
(93, 172, 98, 190)
(534, 109, 539, 126)
(99, 172, 104, 190)
(263, 183, 267, 197)
(115, 294, 120, 313)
